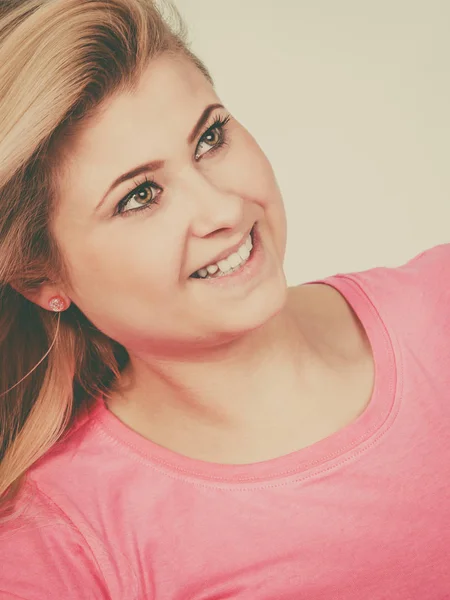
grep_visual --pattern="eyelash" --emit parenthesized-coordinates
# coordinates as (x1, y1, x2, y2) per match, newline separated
(115, 114, 232, 218)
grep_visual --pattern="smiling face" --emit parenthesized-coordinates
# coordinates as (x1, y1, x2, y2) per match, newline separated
(51, 54, 288, 358)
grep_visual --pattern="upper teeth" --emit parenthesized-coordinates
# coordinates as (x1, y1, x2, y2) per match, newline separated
(195, 234, 253, 278)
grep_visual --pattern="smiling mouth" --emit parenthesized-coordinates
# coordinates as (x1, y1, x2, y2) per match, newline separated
(190, 225, 256, 280)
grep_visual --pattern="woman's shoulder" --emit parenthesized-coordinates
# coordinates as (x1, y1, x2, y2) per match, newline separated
(288, 279, 371, 368)
(335, 242, 450, 335)
(289, 243, 450, 365)
(0, 479, 111, 599)
(342, 242, 450, 299)
(0, 398, 141, 599)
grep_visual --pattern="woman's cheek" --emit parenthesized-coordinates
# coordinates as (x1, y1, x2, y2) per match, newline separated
(235, 130, 278, 191)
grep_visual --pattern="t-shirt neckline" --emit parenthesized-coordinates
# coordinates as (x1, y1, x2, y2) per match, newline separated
(92, 275, 399, 486)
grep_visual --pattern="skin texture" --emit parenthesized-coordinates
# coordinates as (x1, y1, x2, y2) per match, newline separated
(31, 54, 374, 463)
(53, 55, 288, 350)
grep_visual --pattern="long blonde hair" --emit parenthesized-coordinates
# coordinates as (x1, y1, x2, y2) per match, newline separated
(0, 0, 212, 516)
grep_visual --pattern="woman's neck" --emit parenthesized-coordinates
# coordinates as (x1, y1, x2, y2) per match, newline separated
(105, 284, 373, 463)
(116, 292, 311, 401)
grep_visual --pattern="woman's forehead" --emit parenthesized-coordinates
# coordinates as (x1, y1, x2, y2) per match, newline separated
(66, 56, 217, 164)
(55, 55, 220, 215)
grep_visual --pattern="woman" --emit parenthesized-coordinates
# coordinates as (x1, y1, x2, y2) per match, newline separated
(0, 0, 449, 598)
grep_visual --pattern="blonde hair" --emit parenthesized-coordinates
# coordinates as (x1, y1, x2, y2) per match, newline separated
(0, 0, 212, 516)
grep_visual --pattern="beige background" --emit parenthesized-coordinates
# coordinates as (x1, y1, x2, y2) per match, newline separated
(173, 0, 450, 284)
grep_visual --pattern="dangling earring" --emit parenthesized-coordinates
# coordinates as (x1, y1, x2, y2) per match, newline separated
(48, 296, 66, 312)
(0, 296, 66, 397)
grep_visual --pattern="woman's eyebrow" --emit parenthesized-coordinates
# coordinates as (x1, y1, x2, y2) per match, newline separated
(187, 102, 224, 144)
(95, 103, 225, 213)
(96, 159, 164, 212)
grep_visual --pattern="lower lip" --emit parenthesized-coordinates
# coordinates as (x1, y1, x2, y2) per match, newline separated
(190, 224, 265, 288)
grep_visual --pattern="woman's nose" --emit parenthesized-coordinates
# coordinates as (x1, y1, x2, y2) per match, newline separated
(183, 169, 245, 239)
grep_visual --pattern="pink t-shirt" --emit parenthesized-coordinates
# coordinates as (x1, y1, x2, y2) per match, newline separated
(1, 244, 450, 600)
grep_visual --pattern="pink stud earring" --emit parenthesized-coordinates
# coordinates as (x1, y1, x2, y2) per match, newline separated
(48, 296, 66, 313)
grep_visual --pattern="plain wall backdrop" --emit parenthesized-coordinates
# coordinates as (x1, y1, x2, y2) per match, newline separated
(173, 0, 450, 285)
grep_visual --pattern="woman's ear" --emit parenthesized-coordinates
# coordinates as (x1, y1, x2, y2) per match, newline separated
(9, 282, 71, 312)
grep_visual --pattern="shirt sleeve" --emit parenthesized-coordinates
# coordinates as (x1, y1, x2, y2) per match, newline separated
(0, 482, 111, 600)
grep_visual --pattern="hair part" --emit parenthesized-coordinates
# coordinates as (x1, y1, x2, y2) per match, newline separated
(0, 0, 212, 517)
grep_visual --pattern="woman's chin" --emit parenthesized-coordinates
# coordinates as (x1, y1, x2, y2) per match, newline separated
(201, 273, 289, 341)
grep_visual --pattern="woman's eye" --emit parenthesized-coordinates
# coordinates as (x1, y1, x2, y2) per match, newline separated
(195, 125, 225, 159)
(117, 181, 161, 215)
